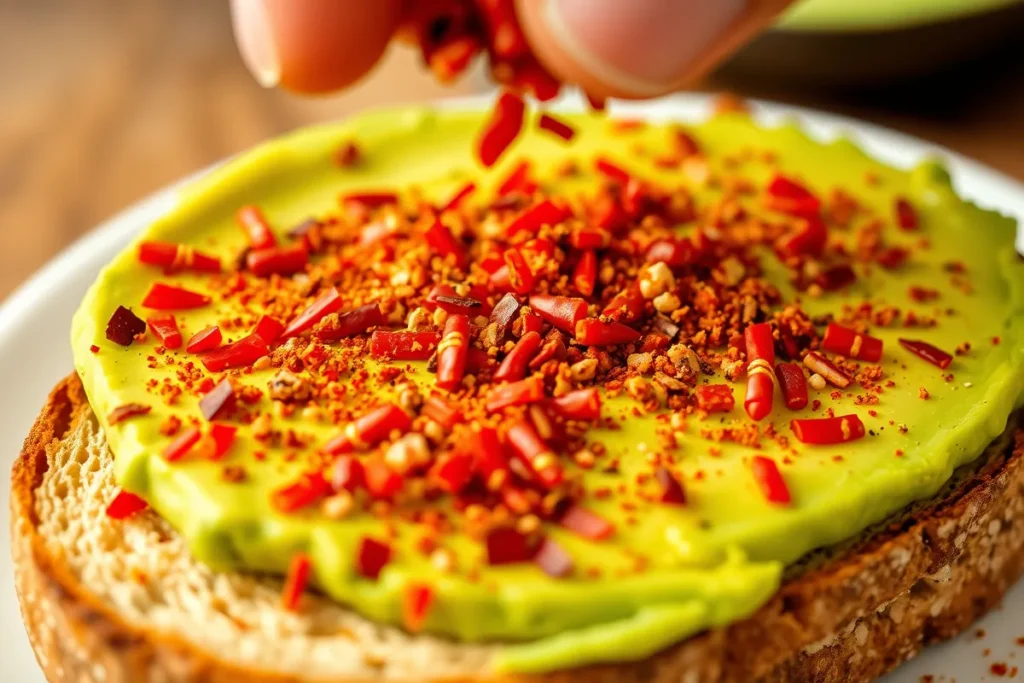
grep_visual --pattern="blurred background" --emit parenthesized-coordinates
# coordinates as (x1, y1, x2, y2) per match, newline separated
(1, 0, 1022, 300)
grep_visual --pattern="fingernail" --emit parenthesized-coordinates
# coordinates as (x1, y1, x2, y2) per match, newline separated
(230, 0, 281, 88)
(543, 0, 747, 96)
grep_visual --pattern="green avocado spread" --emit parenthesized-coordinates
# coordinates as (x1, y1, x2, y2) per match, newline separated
(72, 106, 1024, 674)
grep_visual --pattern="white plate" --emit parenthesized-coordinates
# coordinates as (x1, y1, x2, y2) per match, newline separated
(2, 93, 1022, 682)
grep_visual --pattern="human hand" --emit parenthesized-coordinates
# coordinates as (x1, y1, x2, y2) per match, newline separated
(230, 0, 795, 98)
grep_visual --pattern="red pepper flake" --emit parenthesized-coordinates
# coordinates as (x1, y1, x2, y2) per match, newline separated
(506, 199, 570, 237)
(528, 295, 587, 333)
(573, 250, 597, 297)
(876, 246, 910, 270)
(775, 363, 809, 411)
(314, 304, 386, 342)
(90, 344, 101, 354)
(199, 334, 269, 372)
(487, 376, 545, 413)
(990, 662, 1008, 677)
(764, 175, 821, 218)
(142, 283, 211, 310)
(496, 160, 534, 196)
(437, 314, 470, 391)
(138, 241, 221, 274)
(252, 315, 286, 344)
(646, 237, 702, 267)
(146, 314, 182, 350)
(432, 451, 475, 494)
(814, 265, 857, 292)
(507, 418, 563, 489)
(602, 286, 646, 325)
(107, 403, 152, 425)
(281, 552, 312, 611)
(494, 330, 542, 382)
(559, 504, 615, 541)
(105, 306, 147, 347)
(744, 322, 776, 422)
(209, 423, 238, 460)
(323, 403, 412, 456)
(534, 537, 574, 577)
(186, 326, 222, 354)
(894, 197, 919, 230)
(803, 352, 852, 388)
(331, 456, 365, 493)
(199, 378, 236, 421)
(751, 455, 791, 505)
(695, 384, 735, 413)
(272, 472, 331, 512)
(105, 490, 148, 519)
(899, 338, 953, 369)
(791, 415, 866, 445)
(236, 205, 278, 249)
(356, 536, 393, 579)
(342, 192, 399, 211)
(655, 467, 686, 505)
(822, 323, 883, 362)
(537, 113, 576, 142)
(486, 527, 533, 565)
(575, 318, 641, 347)
(594, 157, 631, 184)
(549, 388, 602, 421)
(477, 91, 525, 168)
(777, 217, 828, 258)
(502, 248, 535, 295)
(163, 427, 202, 462)
(421, 395, 464, 430)
(908, 286, 939, 303)
(369, 330, 441, 361)
(425, 218, 468, 269)
(246, 243, 309, 277)
(402, 583, 435, 633)
(441, 182, 476, 212)
(282, 288, 343, 339)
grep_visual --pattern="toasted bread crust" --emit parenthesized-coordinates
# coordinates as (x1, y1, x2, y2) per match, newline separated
(11, 375, 1024, 683)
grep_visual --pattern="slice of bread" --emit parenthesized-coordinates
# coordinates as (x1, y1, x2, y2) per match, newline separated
(11, 375, 1024, 683)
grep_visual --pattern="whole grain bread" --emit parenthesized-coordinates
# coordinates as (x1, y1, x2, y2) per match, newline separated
(11, 375, 1024, 683)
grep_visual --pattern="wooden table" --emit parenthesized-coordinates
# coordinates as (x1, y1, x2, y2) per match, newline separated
(2, 1, 1021, 300)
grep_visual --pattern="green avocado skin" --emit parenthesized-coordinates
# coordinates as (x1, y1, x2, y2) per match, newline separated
(71, 108, 1024, 674)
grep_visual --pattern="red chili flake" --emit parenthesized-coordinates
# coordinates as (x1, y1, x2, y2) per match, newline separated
(437, 314, 470, 391)
(138, 241, 221, 274)
(695, 384, 735, 413)
(164, 427, 201, 462)
(990, 663, 1008, 677)
(487, 375, 545, 413)
(559, 504, 615, 541)
(876, 246, 910, 269)
(471, 425, 509, 484)
(421, 395, 464, 430)
(899, 338, 953, 369)
(186, 326, 222, 354)
(894, 197, 919, 230)
(486, 527, 533, 565)
(502, 248, 535, 295)
(323, 403, 412, 456)
(425, 218, 468, 269)
(573, 250, 597, 296)
(575, 318, 641, 346)
(442, 182, 476, 212)
(655, 467, 686, 505)
(646, 238, 702, 267)
(209, 423, 237, 459)
(506, 199, 570, 237)
(814, 264, 857, 292)
(803, 352, 852, 388)
(496, 160, 534, 196)
(433, 295, 482, 316)
(775, 363, 809, 411)
(105, 306, 147, 347)
(90, 345, 100, 354)
(602, 286, 646, 325)
(548, 388, 602, 421)
(106, 403, 152, 425)
(791, 415, 866, 445)
(198, 334, 269, 372)
(763, 175, 821, 218)
(236, 206, 278, 249)
(822, 323, 883, 362)
(105, 490, 148, 519)
(367, 459, 405, 499)
(506, 418, 563, 489)
(494, 330, 542, 382)
(251, 315, 286, 345)
(751, 455, 791, 505)
(528, 295, 587, 333)
(331, 456, 365, 493)
(281, 552, 312, 611)
(272, 472, 331, 512)
(145, 314, 182, 350)
(369, 330, 441, 361)
(314, 304, 386, 342)
(533, 538, 574, 577)
(356, 536, 393, 579)
(142, 283, 210, 310)
(594, 157, 631, 184)
(777, 217, 828, 258)
(199, 379, 236, 421)
(570, 226, 611, 250)
(342, 192, 399, 211)
(402, 583, 435, 633)
(432, 451, 475, 494)
(477, 91, 525, 167)
(537, 113, 575, 142)
(246, 243, 309, 277)
(282, 288, 343, 338)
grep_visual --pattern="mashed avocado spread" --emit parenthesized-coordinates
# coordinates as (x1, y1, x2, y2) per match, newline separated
(72, 106, 1024, 674)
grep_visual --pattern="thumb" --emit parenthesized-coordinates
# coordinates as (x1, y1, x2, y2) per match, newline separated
(516, 0, 795, 99)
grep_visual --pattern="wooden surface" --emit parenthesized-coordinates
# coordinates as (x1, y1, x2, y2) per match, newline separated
(1, 1, 1022, 300)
